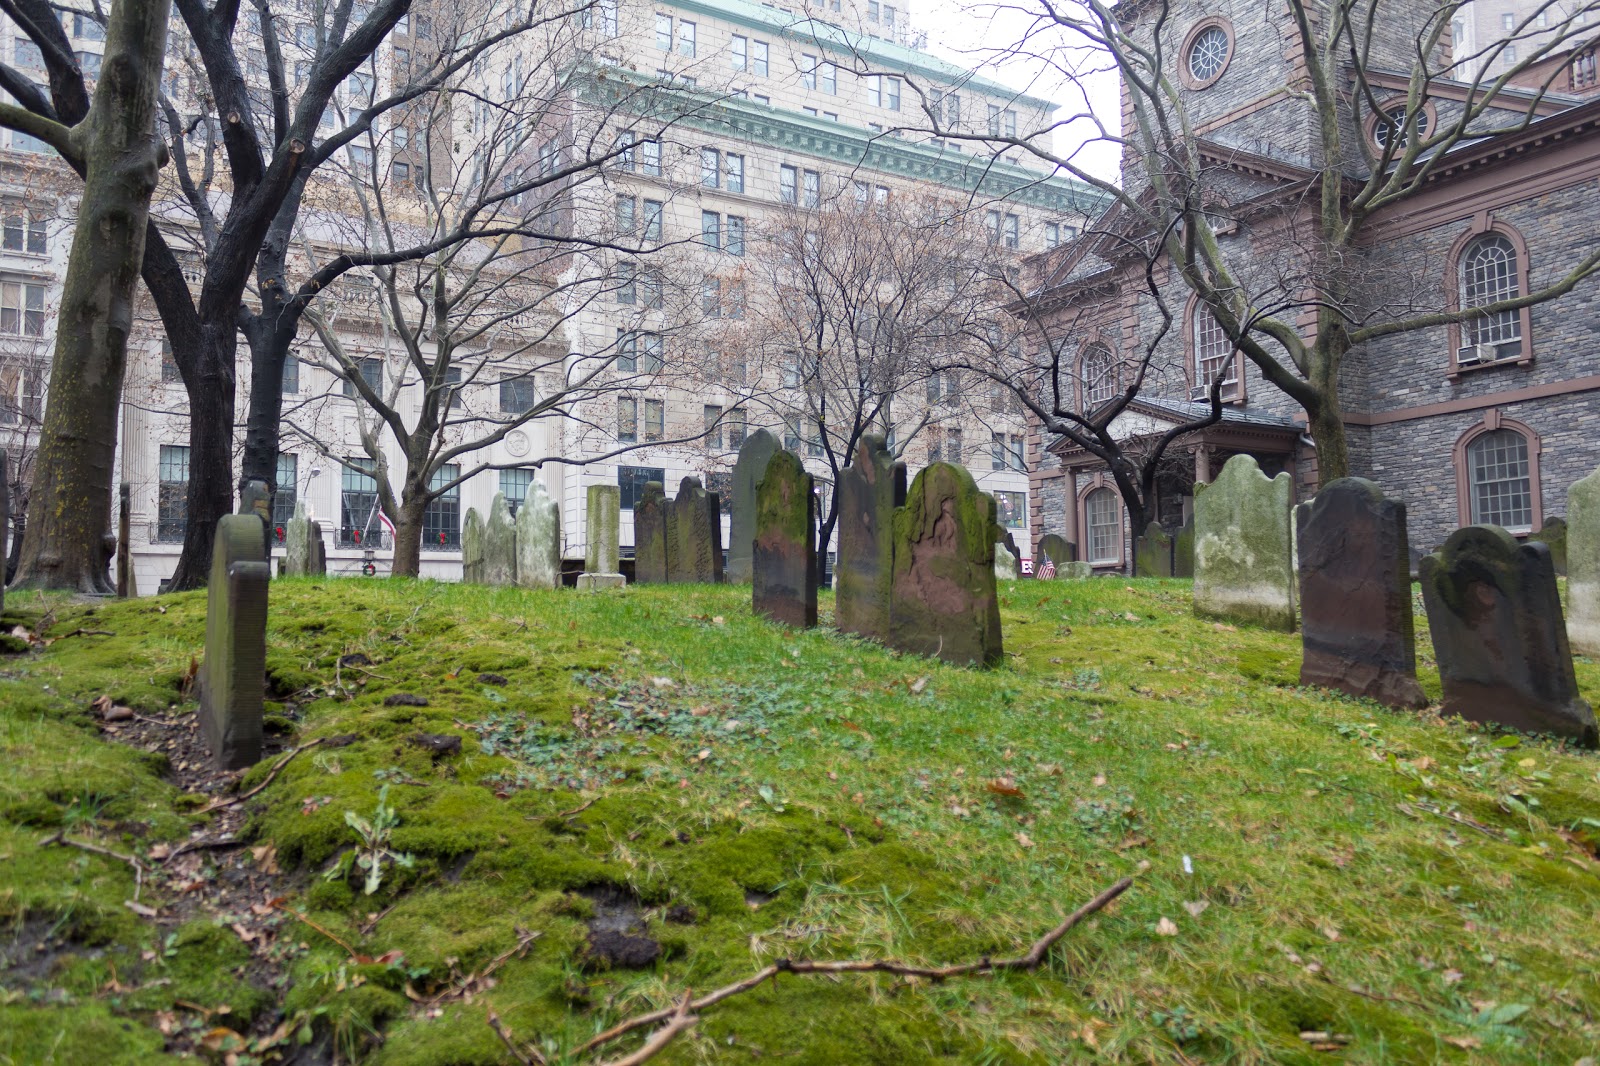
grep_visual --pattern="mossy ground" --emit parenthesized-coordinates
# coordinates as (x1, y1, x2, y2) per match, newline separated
(3, 576, 1599, 1064)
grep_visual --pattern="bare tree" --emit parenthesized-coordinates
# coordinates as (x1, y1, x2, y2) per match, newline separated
(888, 0, 1600, 483)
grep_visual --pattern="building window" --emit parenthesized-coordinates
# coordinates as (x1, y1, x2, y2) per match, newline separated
(616, 262, 637, 304)
(784, 416, 800, 451)
(422, 463, 460, 550)
(726, 408, 747, 447)
(1184, 20, 1232, 87)
(339, 458, 380, 547)
(0, 358, 41, 423)
(1465, 427, 1534, 530)
(0, 280, 45, 336)
(991, 432, 1007, 470)
(618, 395, 638, 441)
(725, 153, 744, 193)
(1003, 213, 1019, 249)
(702, 278, 721, 317)
(726, 215, 745, 256)
(644, 398, 665, 440)
(704, 404, 723, 449)
(1191, 305, 1238, 398)
(802, 53, 817, 90)
(2, 211, 46, 253)
(752, 40, 769, 76)
(282, 354, 300, 394)
(157, 445, 189, 543)
(731, 34, 747, 69)
(1010, 434, 1026, 471)
(701, 210, 721, 249)
(441, 366, 463, 410)
(161, 340, 181, 383)
(642, 199, 663, 242)
(501, 468, 535, 516)
(272, 453, 297, 537)
(945, 427, 962, 464)
(654, 12, 672, 50)
(1045, 222, 1060, 248)
(1085, 486, 1121, 564)
(700, 147, 719, 187)
(500, 374, 536, 413)
(779, 164, 798, 204)
(615, 195, 636, 234)
(1460, 233, 1522, 357)
(985, 209, 1000, 242)
(1081, 344, 1117, 407)
(995, 490, 1025, 530)
(640, 140, 661, 176)
(803, 169, 820, 208)
(677, 19, 695, 55)
(820, 62, 837, 94)
(343, 355, 383, 398)
(619, 465, 666, 510)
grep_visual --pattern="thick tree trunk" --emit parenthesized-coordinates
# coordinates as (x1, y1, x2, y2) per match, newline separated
(164, 324, 239, 591)
(239, 309, 295, 489)
(12, 0, 170, 592)
(1307, 335, 1351, 486)
(390, 492, 427, 578)
(817, 491, 841, 590)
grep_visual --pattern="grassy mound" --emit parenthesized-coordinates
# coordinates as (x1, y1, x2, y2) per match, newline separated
(2, 576, 1598, 1064)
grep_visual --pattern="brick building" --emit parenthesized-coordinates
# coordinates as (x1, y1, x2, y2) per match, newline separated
(1025, 0, 1600, 573)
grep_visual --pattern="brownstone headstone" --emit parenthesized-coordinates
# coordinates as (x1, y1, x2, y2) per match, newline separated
(633, 481, 669, 583)
(667, 476, 723, 584)
(753, 450, 816, 627)
(1296, 478, 1427, 709)
(836, 436, 906, 641)
(1420, 524, 1596, 747)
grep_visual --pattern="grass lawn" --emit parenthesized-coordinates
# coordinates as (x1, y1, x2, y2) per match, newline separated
(2, 576, 1598, 1065)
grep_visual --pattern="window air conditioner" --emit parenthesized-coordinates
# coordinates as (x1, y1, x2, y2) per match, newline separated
(1456, 344, 1495, 365)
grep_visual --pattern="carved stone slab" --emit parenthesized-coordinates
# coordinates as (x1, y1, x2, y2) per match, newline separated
(1134, 522, 1174, 578)
(483, 493, 517, 586)
(728, 429, 779, 583)
(836, 435, 906, 641)
(632, 481, 669, 584)
(462, 508, 485, 584)
(753, 449, 817, 627)
(1193, 454, 1297, 631)
(515, 480, 561, 590)
(667, 476, 723, 584)
(200, 514, 270, 770)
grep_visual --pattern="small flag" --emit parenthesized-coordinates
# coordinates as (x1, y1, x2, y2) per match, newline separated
(376, 510, 397, 539)
(1039, 560, 1057, 579)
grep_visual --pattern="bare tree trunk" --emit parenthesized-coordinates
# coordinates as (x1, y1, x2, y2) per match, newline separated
(1307, 334, 1350, 485)
(390, 492, 427, 579)
(164, 325, 239, 591)
(12, 0, 170, 592)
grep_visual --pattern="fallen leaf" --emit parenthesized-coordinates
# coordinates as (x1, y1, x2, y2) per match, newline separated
(909, 676, 929, 694)
(986, 778, 1024, 798)
(147, 843, 172, 860)
(1093, 773, 1107, 787)
(1015, 832, 1035, 848)
(124, 900, 158, 918)
(1443, 1035, 1481, 1050)
(1441, 969, 1464, 984)
(1184, 900, 1209, 917)
(1319, 922, 1342, 942)
(1155, 917, 1179, 937)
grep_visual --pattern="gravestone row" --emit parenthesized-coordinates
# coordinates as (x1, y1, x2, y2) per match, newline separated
(458, 483, 564, 590)
(629, 476, 725, 586)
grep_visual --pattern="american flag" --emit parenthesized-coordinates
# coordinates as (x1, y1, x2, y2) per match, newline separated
(1038, 559, 1057, 579)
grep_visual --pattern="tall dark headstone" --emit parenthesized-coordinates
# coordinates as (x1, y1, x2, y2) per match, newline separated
(836, 436, 906, 641)
(1173, 518, 1196, 578)
(116, 482, 133, 597)
(633, 481, 669, 584)
(1296, 478, 1427, 709)
(309, 521, 327, 576)
(238, 478, 274, 556)
(667, 477, 724, 584)
(728, 429, 779, 583)
(1134, 522, 1174, 577)
(0, 451, 7, 614)
(888, 462, 1004, 667)
(1036, 533, 1074, 574)
(753, 450, 817, 627)
(200, 515, 270, 770)
(1420, 525, 1597, 747)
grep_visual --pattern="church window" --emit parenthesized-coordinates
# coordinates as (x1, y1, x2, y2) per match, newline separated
(1186, 24, 1230, 85)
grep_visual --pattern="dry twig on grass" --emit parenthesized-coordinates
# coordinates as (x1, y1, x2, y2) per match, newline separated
(490, 875, 1133, 1064)
(39, 831, 149, 900)
(193, 738, 325, 816)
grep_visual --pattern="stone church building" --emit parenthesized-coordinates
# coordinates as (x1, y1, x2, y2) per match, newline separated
(1024, 0, 1600, 572)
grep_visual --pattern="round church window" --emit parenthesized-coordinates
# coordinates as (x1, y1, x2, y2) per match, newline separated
(1187, 25, 1231, 84)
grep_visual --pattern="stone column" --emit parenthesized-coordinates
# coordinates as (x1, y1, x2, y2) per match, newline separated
(577, 483, 624, 589)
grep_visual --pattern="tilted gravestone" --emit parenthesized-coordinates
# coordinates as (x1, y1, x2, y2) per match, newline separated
(200, 514, 271, 770)
(667, 476, 724, 584)
(515, 480, 562, 590)
(0, 451, 7, 614)
(727, 429, 779, 583)
(995, 541, 1019, 581)
(577, 484, 624, 590)
(1420, 524, 1596, 747)
(888, 462, 1004, 667)
(753, 449, 817, 627)
(1134, 522, 1175, 578)
(1570, 468, 1600, 655)
(1173, 518, 1196, 578)
(1193, 454, 1297, 631)
(462, 508, 485, 584)
(633, 481, 669, 584)
(836, 435, 906, 641)
(309, 521, 327, 576)
(1529, 516, 1568, 576)
(1036, 533, 1074, 577)
(483, 493, 517, 586)
(1296, 478, 1427, 709)
(284, 502, 314, 577)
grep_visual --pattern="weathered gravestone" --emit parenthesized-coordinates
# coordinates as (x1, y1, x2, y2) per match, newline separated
(633, 481, 669, 584)
(117, 481, 133, 597)
(1193, 454, 1297, 631)
(1420, 525, 1597, 747)
(753, 449, 816, 627)
(200, 515, 270, 770)
(1134, 522, 1175, 578)
(1529, 516, 1568, 576)
(483, 494, 517, 586)
(1060, 561, 1094, 580)
(284, 502, 313, 577)
(1569, 467, 1600, 655)
(462, 508, 485, 584)
(666, 476, 723, 584)
(239, 478, 274, 556)
(836, 435, 906, 641)
(1036, 533, 1074, 577)
(309, 521, 327, 576)
(1173, 518, 1195, 578)
(1295, 478, 1427, 709)
(577, 484, 625, 590)
(728, 429, 779, 583)
(515, 481, 562, 590)
(995, 542, 1019, 581)
(888, 462, 1004, 667)
(0, 451, 7, 614)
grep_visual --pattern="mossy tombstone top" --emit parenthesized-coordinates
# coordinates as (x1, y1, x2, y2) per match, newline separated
(1193, 454, 1296, 631)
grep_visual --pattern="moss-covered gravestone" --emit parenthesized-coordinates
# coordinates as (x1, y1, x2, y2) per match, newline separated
(0, 451, 7, 614)
(1569, 468, 1600, 655)
(515, 481, 561, 590)
(239, 477, 274, 557)
(1036, 533, 1074, 577)
(1420, 525, 1596, 747)
(836, 435, 906, 641)
(284, 502, 313, 577)
(1134, 522, 1174, 577)
(1193, 455, 1297, 631)
(578, 484, 624, 590)
(1529, 516, 1568, 576)
(1296, 478, 1427, 709)
(995, 541, 1019, 580)
(462, 508, 485, 584)
(1060, 561, 1094, 580)
(200, 514, 270, 770)
(483, 493, 517, 586)
(728, 429, 779, 584)
(1173, 518, 1195, 578)
(666, 476, 724, 584)
(753, 449, 816, 627)
(633, 481, 669, 584)
(888, 462, 1003, 667)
